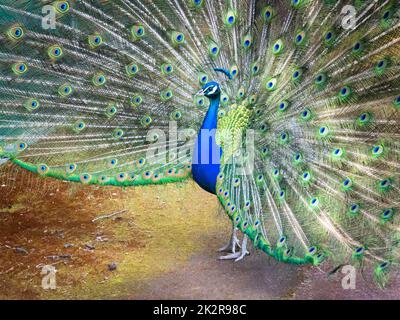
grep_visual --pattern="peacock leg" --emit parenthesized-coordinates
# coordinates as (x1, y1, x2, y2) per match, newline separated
(219, 234, 249, 261)
(218, 226, 240, 253)
(234, 235, 249, 262)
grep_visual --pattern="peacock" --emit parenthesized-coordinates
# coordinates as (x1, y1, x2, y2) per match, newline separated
(0, 0, 399, 288)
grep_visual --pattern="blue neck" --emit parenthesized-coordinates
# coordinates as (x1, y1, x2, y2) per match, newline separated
(191, 93, 221, 194)
(201, 94, 220, 131)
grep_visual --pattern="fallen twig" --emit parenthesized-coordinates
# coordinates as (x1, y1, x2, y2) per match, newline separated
(92, 209, 128, 222)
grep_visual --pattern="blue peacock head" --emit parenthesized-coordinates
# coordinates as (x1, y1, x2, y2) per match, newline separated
(196, 68, 232, 98)
(197, 81, 221, 98)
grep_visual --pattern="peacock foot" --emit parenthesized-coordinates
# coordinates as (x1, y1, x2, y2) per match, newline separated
(218, 227, 240, 253)
(219, 235, 249, 262)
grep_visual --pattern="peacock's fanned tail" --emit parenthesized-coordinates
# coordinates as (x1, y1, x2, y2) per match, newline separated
(0, 0, 400, 287)
(214, 0, 400, 286)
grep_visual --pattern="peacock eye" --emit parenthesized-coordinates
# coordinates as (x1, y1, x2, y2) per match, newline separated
(88, 34, 103, 48)
(67, 163, 77, 173)
(262, 6, 274, 23)
(193, 0, 202, 5)
(131, 24, 145, 40)
(93, 73, 106, 86)
(56, 1, 70, 14)
(12, 62, 28, 75)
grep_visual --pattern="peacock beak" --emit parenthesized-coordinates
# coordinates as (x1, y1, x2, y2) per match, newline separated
(196, 88, 205, 96)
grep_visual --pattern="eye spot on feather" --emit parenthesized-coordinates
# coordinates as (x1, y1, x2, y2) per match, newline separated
(113, 128, 124, 139)
(12, 62, 28, 75)
(143, 171, 153, 180)
(37, 164, 49, 175)
(251, 62, 260, 75)
(352, 41, 363, 55)
(131, 24, 145, 41)
(342, 177, 353, 191)
(73, 120, 86, 133)
(393, 95, 400, 109)
(16, 142, 28, 152)
(225, 10, 236, 27)
(92, 72, 107, 86)
(80, 173, 92, 184)
(278, 100, 289, 112)
(127, 172, 136, 181)
(242, 35, 253, 49)
(372, 145, 384, 158)
(332, 147, 344, 159)
(105, 103, 117, 118)
(8, 25, 24, 40)
(126, 63, 140, 77)
(210, 46, 218, 55)
(272, 39, 284, 55)
(48, 45, 63, 59)
(257, 174, 264, 183)
(161, 89, 173, 101)
(262, 6, 274, 22)
(259, 123, 269, 132)
(99, 175, 110, 184)
(299, 108, 312, 122)
(66, 163, 77, 174)
(88, 34, 103, 48)
(130, 95, 143, 107)
(161, 63, 173, 75)
(294, 30, 306, 45)
(234, 215, 240, 225)
(137, 158, 146, 167)
(190, 0, 203, 8)
(348, 203, 360, 216)
(309, 197, 319, 208)
(141, 115, 152, 127)
(291, 0, 303, 8)
(293, 152, 303, 165)
(116, 172, 127, 182)
(279, 131, 289, 144)
(308, 246, 316, 255)
(374, 58, 389, 76)
(108, 158, 118, 168)
(357, 112, 372, 126)
(324, 30, 335, 46)
(265, 77, 277, 91)
(317, 126, 329, 138)
(170, 110, 182, 121)
(381, 208, 395, 222)
(378, 178, 392, 192)
(58, 83, 73, 97)
(55, 1, 70, 14)
(292, 69, 302, 82)
(171, 31, 185, 46)
(314, 73, 327, 88)
(230, 65, 238, 78)
(24, 98, 40, 112)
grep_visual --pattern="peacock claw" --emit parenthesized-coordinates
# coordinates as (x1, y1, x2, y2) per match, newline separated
(218, 227, 240, 253)
(219, 235, 249, 261)
(219, 252, 241, 260)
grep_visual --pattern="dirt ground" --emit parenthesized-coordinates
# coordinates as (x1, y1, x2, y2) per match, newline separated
(0, 163, 399, 300)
